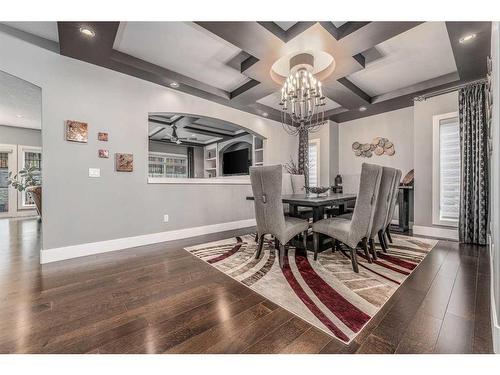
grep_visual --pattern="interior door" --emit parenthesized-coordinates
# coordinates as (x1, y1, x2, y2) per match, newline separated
(0, 144, 17, 218)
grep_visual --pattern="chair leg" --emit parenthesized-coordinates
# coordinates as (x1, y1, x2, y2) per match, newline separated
(255, 235, 265, 259)
(369, 238, 377, 260)
(279, 244, 286, 268)
(275, 238, 280, 250)
(303, 230, 308, 250)
(349, 247, 359, 273)
(378, 230, 388, 253)
(386, 227, 393, 243)
(361, 237, 372, 263)
(313, 232, 319, 260)
(254, 233, 259, 243)
(333, 239, 340, 252)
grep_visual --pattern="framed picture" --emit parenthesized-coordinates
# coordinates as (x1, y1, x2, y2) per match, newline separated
(115, 153, 133, 172)
(98, 149, 109, 158)
(65, 120, 88, 143)
(98, 132, 108, 141)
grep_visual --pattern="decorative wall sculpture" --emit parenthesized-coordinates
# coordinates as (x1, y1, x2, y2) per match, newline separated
(65, 120, 88, 143)
(352, 137, 395, 158)
(98, 132, 108, 141)
(98, 149, 109, 158)
(115, 153, 133, 172)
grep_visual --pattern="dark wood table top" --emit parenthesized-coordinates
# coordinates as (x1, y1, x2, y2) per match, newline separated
(246, 193, 357, 207)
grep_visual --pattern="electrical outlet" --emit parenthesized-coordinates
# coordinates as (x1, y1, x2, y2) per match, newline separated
(88, 168, 100, 178)
(163, 214, 169, 223)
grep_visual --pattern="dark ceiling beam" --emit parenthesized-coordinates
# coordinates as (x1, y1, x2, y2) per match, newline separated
(337, 77, 371, 103)
(230, 79, 260, 99)
(446, 21, 491, 81)
(57, 22, 120, 64)
(319, 22, 370, 40)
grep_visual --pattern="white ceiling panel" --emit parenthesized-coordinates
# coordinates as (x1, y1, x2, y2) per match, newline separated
(114, 22, 250, 92)
(257, 91, 341, 112)
(347, 22, 457, 97)
(1, 22, 58, 42)
(0, 71, 41, 129)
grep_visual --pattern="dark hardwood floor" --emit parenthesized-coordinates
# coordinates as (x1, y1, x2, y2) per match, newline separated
(0, 217, 493, 354)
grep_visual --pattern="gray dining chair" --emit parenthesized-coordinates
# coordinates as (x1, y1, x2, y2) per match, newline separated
(250, 165, 310, 267)
(290, 174, 314, 219)
(367, 167, 398, 260)
(312, 163, 382, 272)
(383, 168, 402, 248)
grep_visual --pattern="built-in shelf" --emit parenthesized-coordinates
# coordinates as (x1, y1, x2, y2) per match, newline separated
(254, 148, 263, 152)
(254, 162, 263, 166)
(205, 167, 217, 171)
(206, 157, 217, 161)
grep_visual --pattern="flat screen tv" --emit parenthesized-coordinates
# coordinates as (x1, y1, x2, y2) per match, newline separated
(223, 148, 249, 175)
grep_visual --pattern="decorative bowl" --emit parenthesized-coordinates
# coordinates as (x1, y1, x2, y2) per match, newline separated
(305, 186, 330, 196)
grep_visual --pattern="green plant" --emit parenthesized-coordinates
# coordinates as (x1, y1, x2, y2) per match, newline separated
(7, 165, 40, 192)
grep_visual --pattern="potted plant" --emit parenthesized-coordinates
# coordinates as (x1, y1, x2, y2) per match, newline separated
(7, 165, 42, 217)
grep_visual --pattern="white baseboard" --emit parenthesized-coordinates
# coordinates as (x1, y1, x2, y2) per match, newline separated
(412, 225, 459, 240)
(489, 239, 500, 354)
(40, 218, 256, 264)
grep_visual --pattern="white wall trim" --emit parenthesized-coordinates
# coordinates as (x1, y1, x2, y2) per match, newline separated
(40, 218, 256, 264)
(490, 240, 500, 353)
(148, 177, 250, 185)
(412, 225, 459, 240)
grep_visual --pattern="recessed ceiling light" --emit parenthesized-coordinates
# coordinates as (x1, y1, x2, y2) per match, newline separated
(459, 33, 476, 44)
(359, 106, 367, 112)
(262, 112, 268, 117)
(170, 82, 179, 88)
(16, 114, 24, 118)
(79, 27, 95, 37)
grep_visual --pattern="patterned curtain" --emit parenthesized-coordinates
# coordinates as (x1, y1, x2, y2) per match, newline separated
(458, 83, 489, 245)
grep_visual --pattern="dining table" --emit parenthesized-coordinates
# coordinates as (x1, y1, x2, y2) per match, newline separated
(246, 192, 357, 251)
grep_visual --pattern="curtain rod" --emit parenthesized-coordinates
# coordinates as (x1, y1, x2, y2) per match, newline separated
(413, 78, 487, 101)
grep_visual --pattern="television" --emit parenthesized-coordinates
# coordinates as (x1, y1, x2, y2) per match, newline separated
(222, 148, 250, 175)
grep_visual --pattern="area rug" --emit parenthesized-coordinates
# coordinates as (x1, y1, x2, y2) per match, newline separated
(184, 233, 438, 344)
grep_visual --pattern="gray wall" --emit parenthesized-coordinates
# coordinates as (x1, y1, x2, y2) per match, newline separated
(0, 124, 41, 146)
(0, 31, 298, 251)
(413, 91, 458, 229)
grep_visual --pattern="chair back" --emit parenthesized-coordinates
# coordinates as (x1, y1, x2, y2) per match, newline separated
(250, 165, 286, 237)
(282, 173, 294, 195)
(291, 174, 306, 194)
(385, 169, 402, 228)
(370, 167, 397, 238)
(348, 163, 383, 245)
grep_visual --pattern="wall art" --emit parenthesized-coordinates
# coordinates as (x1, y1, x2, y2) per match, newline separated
(115, 153, 133, 172)
(98, 132, 108, 141)
(352, 137, 395, 158)
(65, 120, 88, 143)
(98, 149, 109, 158)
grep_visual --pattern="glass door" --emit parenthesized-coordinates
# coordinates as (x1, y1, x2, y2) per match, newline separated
(0, 144, 17, 217)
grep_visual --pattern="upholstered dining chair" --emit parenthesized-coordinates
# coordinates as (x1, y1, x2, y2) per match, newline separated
(311, 163, 382, 272)
(250, 165, 310, 267)
(289, 174, 314, 219)
(367, 167, 398, 260)
(383, 168, 402, 248)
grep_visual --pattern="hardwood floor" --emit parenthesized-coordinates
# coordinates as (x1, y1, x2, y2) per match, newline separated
(0, 218, 493, 354)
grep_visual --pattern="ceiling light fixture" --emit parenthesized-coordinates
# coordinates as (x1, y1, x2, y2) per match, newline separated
(459, 33, 476, 44)
(170, 82, 179, 88)
(262, 112, 268, 117)
(359, 106, 367, 112)
(79, 27, 95, 37)
(16, 114, 24, 118)
(279, 53, 326, 136)
(171, 124, 181, 144)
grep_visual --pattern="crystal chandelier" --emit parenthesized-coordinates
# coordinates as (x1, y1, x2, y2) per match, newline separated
(279, 53, 327, 136)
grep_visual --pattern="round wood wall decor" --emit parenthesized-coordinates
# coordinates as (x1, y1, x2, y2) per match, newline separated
(352, 137, 396, 158)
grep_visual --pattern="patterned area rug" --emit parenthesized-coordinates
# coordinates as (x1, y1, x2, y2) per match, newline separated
(184, 233, 438, 344)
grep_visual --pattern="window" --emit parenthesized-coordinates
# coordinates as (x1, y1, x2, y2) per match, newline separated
(18, 146, 42, 209)
(308, 139, 320, 187)
(148, 152, 188, 178)
(432, 112, 460, 226)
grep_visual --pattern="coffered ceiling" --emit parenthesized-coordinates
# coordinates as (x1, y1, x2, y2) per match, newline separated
(0, 21, 491, 123)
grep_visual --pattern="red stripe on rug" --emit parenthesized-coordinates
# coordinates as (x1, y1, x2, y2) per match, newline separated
(282, 254, 350, 342)
(357, 252, 410, 275)
(294, 254, 371, 333)
(339, 252, 401, 285)
(207, 237, 243, 264)
(375, 252, 417, 270)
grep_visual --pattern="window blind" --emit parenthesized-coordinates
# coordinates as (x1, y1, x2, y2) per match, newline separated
(308, 142, 319, 187)
(439, 118, 460, 222)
